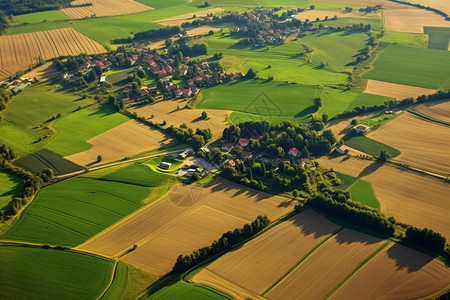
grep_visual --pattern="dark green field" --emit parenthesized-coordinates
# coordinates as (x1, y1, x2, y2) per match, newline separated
(343, 135, 401, 158)
(14, 149, 84, 175)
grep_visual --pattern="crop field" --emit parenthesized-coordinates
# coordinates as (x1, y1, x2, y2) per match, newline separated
(1, 177, 151, 246)
(317, 156, 450, 239)
(130, 99, 230, 137)
(384, 6, 450, 33)
(61, 0, 153, 19)
(0, 171, 23, 210)
(146, 281, 231, 300)
(156, 8, 224, 26)
(364, 79, 436, 100)
(14, 148, 83, 175)
(380, 31, 428, 47)
(45, 105, 128, 157)
(78, 178, 295, 274)
(329, 243, 450, 300)
(415, 100, 450, 123)
(0, 28, 106, 80)
(295, 10, 380, 21)
(196, 80, 318, 123)
(0, 122, 41, 156)
(363, 44, 450, 89)
(0, 246, 114, 300)
(194, 210, 341, 296)
(424, 27, 450, 51)
(65, 119, 176, 166)
(407, 0, 450, 15)
(12, 10, 68, 25)
(21, 62, 60, 82)
(343, 135, 401, 158)
(368, 112, 450, 174)
(266, 229, 385, 300)
(186, 26, 221, 36)
(348, 179, 380, 209)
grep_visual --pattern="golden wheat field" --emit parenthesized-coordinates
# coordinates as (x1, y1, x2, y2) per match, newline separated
(415, 100, 450, 123)
(364, 80, 436, 100)
(61, 0, 153, 19)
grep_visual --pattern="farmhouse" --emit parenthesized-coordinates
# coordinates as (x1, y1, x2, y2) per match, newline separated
(288, 147, 299, 157)
(158, 162, 172, 169)
(238, 138, 250, 147)
(354, 124, 370, 133)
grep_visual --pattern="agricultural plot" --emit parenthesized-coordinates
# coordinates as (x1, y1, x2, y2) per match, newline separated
(415, 100, 450, 123)
(381, 31, 428, 47)
(0, 171, 23, 210)
(329, 243, 450, 300)
(61, 0, 153, 19)
(407, 0, 450, 15)
(14, 148, 83, 175)
(295, 10, 380, 21)
(0, 122, 41, 156)
(78, 178, 295, 274)
(368, 112, 450, 175)
(194, 210, 341, 296)
(424, 27, 450, 50)
(22, 62, 59, 82)
(266, 229, 385, 300)
(348, 179, 380, 209)
(12, 10, 68, 25)
(343, 135, 401, 158)
(1, 177, 151, 246)
(364, 80, 436, 100)
(317, 156, 450, 239)
(130, 99, 230, 137)
(384, 6, 450, 33)
(156, 8, 224, 26)
(0, 28, 105, 80)
(363, 44, 450, 89)
(196, 80, 318, 123)
(145, 281, 231, 300)
(0, 246, 114, 300)
(65, 119, 176, 166)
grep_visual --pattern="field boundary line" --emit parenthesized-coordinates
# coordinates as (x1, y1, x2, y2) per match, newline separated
(96, 259, 119, 300)
(324, 240, 391, 299)
(260, 226, 344, 296)
(406, 108, 450, 127)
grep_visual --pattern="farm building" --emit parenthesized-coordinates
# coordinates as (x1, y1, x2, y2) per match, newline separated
(335, 145, 348, 155)
(354, 124, 370, 133)
(238, 138, 250, 147)
(288, 147, 299, 157)
(159, 162, 172, 169)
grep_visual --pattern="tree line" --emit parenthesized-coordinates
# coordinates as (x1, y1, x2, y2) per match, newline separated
(0, 89, 11, 120)
(0, 0, 74, 15)
(113, 26, 184, 44)
(173, 215, 270, 273)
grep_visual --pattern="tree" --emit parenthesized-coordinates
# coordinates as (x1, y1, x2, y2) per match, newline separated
(350, 119, 358, 125)
(97, 155, 102, 162)
(379, 150, 390, 162)
(165, 38, 173, 48)
(136, 69, 145, 78)
(245, 68, 256, 79)
(310, 5, 316, 9)
(322, 114, 329, 123)
(201, 111, 208, 119)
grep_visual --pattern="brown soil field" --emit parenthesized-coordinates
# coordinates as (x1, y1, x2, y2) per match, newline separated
(266, 228, 385, 300)
(368, 112, 450, 175)
(22, 62, 59, 82)
(295, 10, 379, 21)
(186, 26, 221, 36)
(194, 210, 341, 295)
(310, 0, 405, 9)
(65, 119, 176, 166)
(410, 0, 450, 15)
(330, 243, 450, 300)
(415, 100, 450, 123)
(0, 28, 105, 80)
(61, 0, 153, 19)
(384, 6, 450, 33)
(364, 79, 436, 100)
(317, 156, 450, 239)
(156, 8, 224, 27)
(129, 99, 230, 137)
(77, 178, 295, 274)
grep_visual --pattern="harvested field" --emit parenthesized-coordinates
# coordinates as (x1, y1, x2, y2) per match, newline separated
(364, 79, 436, 100)
(317, 156, 450, 239)
(65, 120, 176, 166)
(368, 112, 450, 174)
(194, 210, 341, 295)
(129, 99, 230, 137)
(61, 0, 153, 19)
(156, 8, 224, 27)
(266, 229, 385, 300)
(78, 178, 295, 274)
(310, 0, 404, 9)
(186, 26, 220, 36)
(22, 62, 59, 82)
(415, 99, 450, 123)
(330, 243, 450, 300)
(295, 10, 379, 21)
(0, 28, 105, 80)
(410, 0, 450, 15)
(384, 6, 450, 33)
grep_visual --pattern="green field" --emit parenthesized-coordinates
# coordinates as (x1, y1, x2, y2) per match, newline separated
(197, 80, 318, 123)
(12, 10, 68, 25)
(14, 149, 83, 175)
(315, 16, 383, 31)
(359, 113, 398, 131)
(99, 163, 173, 186)
(343, 135, 401, 158)
(334, 172, 357, 190)
(424, 27, 450, 51)
(0, 171, 23, 210)
(349, 179, 380, 209)
(144, 281, 231, 300)
(381, 32, 427, 48)
(0, 246, 114, 300)
(363, 44, 450, 89)
(45, 105, 128, 156)
(1, 178, 150, 246)
(0, 122, 41, 156)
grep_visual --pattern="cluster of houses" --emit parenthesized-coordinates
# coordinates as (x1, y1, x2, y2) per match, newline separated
(2, 77, 34, 95)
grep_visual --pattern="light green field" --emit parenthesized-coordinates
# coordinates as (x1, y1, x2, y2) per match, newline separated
(12, 10, 68, 25)
(144, 156, 184, 175)
(0, 246, 114, 300)
(360, 113, 398, 131)
(1, 178, 150, 246)
(145, 281, 231, 300)
(197, 80, 318, 123)
(363, 44, 450, 89)
(0, 122, 40, 156)
(334, 172, 357, 190)
(0, 171, 23, 210)
(45, 105, 128, 156)
(315, 17, 383, 31)
(343, 135, 401, 158)
(381, 32, 428, 48)
(97, 163, 173, 186)
(349, 179, 380, 209)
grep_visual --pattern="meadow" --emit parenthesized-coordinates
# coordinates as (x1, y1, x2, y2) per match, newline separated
(348, 179, 380, 209)
(0, 122, 41, 156)
(96, 163, 173, 187)
(0, 171, 23, 210)
(0, 246, 114, 300)
(363, 44, 450, 89)
(145, 281, 231, 300)
(343, 135, 401, 158)
(12, 10, 69, 25)
(1, 177, 150, 246)
(424, 27, 450, 51)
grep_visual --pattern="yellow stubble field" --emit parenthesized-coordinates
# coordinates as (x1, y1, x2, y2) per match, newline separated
(61, 0, 153, 19)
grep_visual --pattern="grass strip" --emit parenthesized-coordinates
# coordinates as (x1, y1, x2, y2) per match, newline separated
(407, 109, 450, 127)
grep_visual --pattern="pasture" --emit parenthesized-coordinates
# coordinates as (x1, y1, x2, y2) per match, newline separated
(415, 100, 450, 124)
(380, 32, 428, 47)
(1, 177, 150, 246)
(348, 179, 380, 209)
(343, 135, 401, 158)
(329, 243, 450, 300)
(61, 0, 153, 19)
(363, 80, 436, 100)
(0, 246, 114, 300)
(368, 112, 450, 175)
(196, 80, 318, 123)
(0, 28, 106, 80)
(65, 119, 176, 166)
(0, 122, 41, 156)
(146, 281, 231, 300)
(363, 44, 450, 89)
(14, 148, 83, 175)
(12, 10, 68, 25)
(0, 171, 23, 210)
(78, 178, 295, 273)
(130, 99, 230, 137)
(317, 156, 450, 239)
(384, 6, 450, 33)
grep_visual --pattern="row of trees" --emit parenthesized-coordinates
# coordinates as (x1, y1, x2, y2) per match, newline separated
(0, 11, 9, 35)
(129, 26, 184, 43)
(166, 124, 212, 150)
(167, 41, 208, 58)
(173, 215, 270, 272)
(0, 89, 11, 119)
(0, 0, 73, 15)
